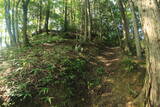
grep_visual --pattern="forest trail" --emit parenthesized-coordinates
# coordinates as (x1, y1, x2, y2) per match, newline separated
(97, 47, 121, 73)
(92, 47, 144, 107)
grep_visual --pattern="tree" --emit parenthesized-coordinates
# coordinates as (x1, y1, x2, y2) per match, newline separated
(4, 0, 16, 45)
(129, 0, 160, 106)
(84, 0, 88, 41)
(86, 0, 91, 40)
(39, 0, 43, 32)
(129, 0, 142, 59)
(64, 0, 68, 32)
(118, 0, 130, 53)
(11, 0, 16, 44)
(22, 0, 30, 46)
(84, 0, 91, 41)
(15, 0, 21, 44)
(44, 0, 51, 34)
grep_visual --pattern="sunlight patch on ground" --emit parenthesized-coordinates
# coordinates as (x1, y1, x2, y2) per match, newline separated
(110, 58, 120, 62)
(97, 56, 109, 63)
(105, 63, 112, 66)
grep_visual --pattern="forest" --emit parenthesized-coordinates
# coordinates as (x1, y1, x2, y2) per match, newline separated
(0, 0, 160, 107)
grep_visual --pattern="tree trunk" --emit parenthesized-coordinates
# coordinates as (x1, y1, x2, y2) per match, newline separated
(118, 0, 130, 53)
(15, 0, 21, 44)
(83, 0, 91, 41)
(64, 0, 68, 32)
(70, 0, 73, 26)
(11, 0, 17, 44)
(39, 0, 42, 32)
(130, 0, 142, 59)
(44, 0, 50, 34)
(86, 0, 91, 40)
(22, 0, 30, 46)
(4, 0, 15, 45)
(132, 0, 160, 106)
(84, 0, 88, 41)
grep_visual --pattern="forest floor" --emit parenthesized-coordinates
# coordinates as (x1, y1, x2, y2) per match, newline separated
(91, 47, 145, 107)
(0, 33, 146, 107)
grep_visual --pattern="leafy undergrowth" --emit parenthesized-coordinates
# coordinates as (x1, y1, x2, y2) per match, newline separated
(0, 33, 146, 107)
(0, 33, 105, 107)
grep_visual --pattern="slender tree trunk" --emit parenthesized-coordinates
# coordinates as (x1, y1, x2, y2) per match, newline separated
(86, 0, 91, 40)
(70, 0, 73, 26)
(130, 0, 142, 59)
(83, 0, 91, 41)
(11, 0, 17, 44)
(22, 0, 30, 46)
(44, 0, 50, 34)
(64, 0, 68, 32)
(15, 0, 21, 44)
(92, 0, 96, 35)
(79, 0, 84, 41)
(84, 0, 88, 41)
(4, 0, 15, 45)
(39, 0, 42, 32)
(118, 0, 130, 53)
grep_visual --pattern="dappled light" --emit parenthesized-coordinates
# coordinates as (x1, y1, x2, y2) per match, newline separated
(0, 0, 159, 106)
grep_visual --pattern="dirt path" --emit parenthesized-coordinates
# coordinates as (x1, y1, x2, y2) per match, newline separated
(97, 47, 121, 73)
(91, 47, 144, 107)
